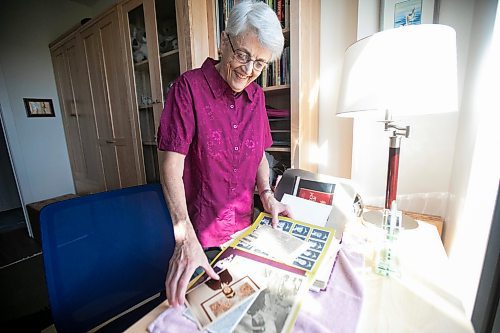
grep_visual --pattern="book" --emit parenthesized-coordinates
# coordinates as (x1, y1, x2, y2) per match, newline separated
(185, 213, 336, 332)
(238, 213, 336, 273)
(292, 176, 336, 205)
(309, 238, 341, 291)
(298, 188, 334, 205)
(186, 247, 308, 332)
(238, 224, 310, 264)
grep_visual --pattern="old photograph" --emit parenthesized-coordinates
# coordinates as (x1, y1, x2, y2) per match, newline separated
(233, 268, 305, 333)
(186, 266, 262, 329)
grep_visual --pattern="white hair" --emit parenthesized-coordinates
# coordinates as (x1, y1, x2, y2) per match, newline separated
(225, 0, 284, 61)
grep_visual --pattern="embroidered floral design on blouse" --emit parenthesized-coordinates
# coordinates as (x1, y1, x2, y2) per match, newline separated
(207, 129, 223, 157)
(205, 104, 214, 120)
(161, 131, 186, 152)
(244, 139, 256, 151)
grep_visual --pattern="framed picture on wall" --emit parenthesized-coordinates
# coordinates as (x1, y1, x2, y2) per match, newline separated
(23, 98, 55, 117)
(380, 0, 439, 31)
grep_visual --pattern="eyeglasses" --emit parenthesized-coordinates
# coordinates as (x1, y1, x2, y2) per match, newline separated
(227, 35, 268, 72)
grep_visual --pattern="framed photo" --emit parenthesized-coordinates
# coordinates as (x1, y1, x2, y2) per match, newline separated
(380, 0, 439, 31)
(23, 98, 55, 117)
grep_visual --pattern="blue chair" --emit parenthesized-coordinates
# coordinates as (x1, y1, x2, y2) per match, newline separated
(40, 183, 175, 333)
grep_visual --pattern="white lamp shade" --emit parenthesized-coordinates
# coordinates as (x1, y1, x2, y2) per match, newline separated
(337, 24, 458, 118)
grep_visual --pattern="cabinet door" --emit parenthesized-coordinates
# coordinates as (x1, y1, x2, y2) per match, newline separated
(121, 0, 182, 184)
(122, 0, 162, 184)
(52, 44, 86, 188)
(81, 9, 142, 189)
(51, 40, 105, 194)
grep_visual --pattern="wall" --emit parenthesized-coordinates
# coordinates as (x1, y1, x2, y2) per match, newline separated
(0, 1, 95, 205)
(445, 0, 499, 317)
(352, 0, 474, 217)
(317, 0, 357, 179)
(350, 0, 499, 318)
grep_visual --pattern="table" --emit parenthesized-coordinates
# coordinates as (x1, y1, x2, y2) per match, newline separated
(364, 205, 444, 238)
(125, 218, 474, 333)
(351, 219, 474, 332)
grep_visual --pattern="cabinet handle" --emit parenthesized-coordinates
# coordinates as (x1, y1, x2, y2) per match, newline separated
(106, 139, 117, 144)
(153, 99, 162, 104)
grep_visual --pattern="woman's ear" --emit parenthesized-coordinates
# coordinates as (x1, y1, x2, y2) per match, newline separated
(219, 31, 229, 61)
(220, 31, 227, 48)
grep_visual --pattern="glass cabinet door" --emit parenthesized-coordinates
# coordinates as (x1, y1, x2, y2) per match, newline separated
(123, 0, 181, 184)
(123, 0, 160, 183)
(155, 0, 180, 101)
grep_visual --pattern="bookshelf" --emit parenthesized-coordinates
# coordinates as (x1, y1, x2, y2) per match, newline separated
(263, 84, 290, 93)
(214, 0, 320, 185)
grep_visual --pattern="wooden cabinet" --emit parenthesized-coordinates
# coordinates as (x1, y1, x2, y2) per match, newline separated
(51, 36, 106, 194)
(51, 7, 142, 193)
(51, 0, 212, 192)
(266, 1, 320, 175)
(80, 9, 143, 189)
(120, 0, 180, 183)
(119, 0, 215, 183)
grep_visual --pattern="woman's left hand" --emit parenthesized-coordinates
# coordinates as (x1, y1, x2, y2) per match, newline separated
(260, 191, 293, 227)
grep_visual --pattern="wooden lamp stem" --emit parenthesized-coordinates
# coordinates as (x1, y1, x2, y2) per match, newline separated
(385, 136, 402, 209)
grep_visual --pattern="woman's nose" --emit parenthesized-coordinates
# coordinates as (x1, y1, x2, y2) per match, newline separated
(242, 62, 254, 75)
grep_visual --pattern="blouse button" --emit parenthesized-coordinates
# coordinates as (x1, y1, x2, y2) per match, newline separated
(229, 104, 234, 109)
(233, 124, 238, 129)
(234, 146, 239, 151)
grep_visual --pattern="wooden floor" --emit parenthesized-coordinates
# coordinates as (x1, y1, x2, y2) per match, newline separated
(0, 209, 52, 332)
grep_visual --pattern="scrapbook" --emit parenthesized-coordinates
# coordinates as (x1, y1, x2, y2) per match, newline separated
(184, 213, 336, 332)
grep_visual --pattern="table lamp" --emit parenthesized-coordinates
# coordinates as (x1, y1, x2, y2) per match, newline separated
(337, 24, 458, 228)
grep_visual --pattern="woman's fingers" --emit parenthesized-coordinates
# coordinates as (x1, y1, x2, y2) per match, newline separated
(202, 260, 220, 281)
(165, 240, 219, 307)
(175, 264, 194, 306)
(166, 257, 182, 306)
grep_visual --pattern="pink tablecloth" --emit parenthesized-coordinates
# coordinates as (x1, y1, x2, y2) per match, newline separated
(148, 246, 364, 333)
(293, 247, 364, 333)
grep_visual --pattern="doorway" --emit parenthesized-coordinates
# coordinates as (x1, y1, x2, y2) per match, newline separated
(0, 103, 51, 331)
(0, 103, 38, 267)
(0, 104, 23, 232)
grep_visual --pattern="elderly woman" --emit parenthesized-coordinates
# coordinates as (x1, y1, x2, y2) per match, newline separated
(157, 0, 291, 307)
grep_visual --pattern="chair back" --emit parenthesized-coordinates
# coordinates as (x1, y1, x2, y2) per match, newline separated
(40, 183, 174, 333)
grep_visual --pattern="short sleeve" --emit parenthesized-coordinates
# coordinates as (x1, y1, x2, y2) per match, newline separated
(156, 75, 195, 155)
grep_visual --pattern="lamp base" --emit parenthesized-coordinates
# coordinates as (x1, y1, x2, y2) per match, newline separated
(362, 210, 419, 230)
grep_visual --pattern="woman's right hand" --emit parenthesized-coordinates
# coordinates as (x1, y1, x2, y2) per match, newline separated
(165, 222, 219, 307)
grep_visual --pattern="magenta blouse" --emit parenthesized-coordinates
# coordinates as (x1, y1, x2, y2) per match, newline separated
(157, 58, 272, 248)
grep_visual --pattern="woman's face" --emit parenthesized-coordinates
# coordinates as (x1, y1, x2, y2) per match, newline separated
(219, 30, 272, 93)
